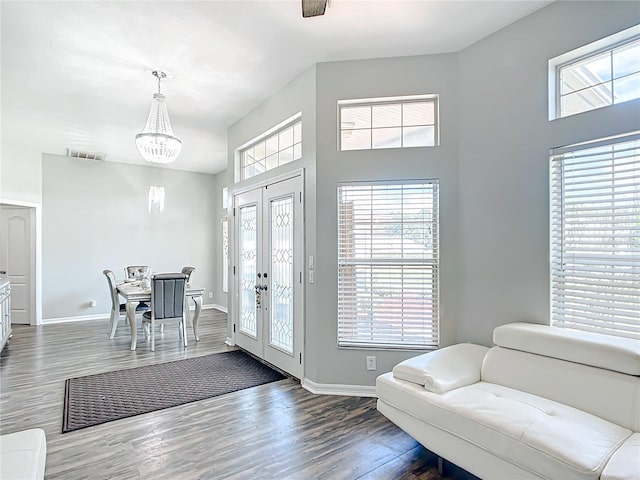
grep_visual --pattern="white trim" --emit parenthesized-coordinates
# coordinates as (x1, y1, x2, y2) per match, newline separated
(301, 378, 377, 398)
(236, 112, 302, 152)
(232, 167, 305, 197)
(0, 198, 42, 326)
(0, 198, 39, 208)
(548, 25, 640, 120)
(44, 303, 225, 325)
(210, 303, 228, 313)
(225, 337, 235, 346)
(43, 313, 108, 325)
(338, 93, 437, 106)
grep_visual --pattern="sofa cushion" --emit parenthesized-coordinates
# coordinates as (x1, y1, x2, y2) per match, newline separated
(392, 344, 488, 393)
(493, 322, 640, 375)
(601, 433, 640, 480)
(376, 373, 631, 480)
(0, 428, 46, 480)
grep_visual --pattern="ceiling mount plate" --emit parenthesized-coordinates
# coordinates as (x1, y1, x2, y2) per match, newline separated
(302, 0, 327, 18)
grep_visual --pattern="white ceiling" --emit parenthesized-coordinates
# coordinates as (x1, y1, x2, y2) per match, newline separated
(1, 0, 551, 175)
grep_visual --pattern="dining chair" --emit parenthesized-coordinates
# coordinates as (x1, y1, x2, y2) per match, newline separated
(181, 266, 195, 282)
(124, 265, 152, 309)
(125, 265, 150, 280)
(103, 269, 149, 339)
(141, 273, 188, 351)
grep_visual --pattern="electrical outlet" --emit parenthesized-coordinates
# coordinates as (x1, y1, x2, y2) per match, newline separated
(208, 292, 213, 298)
(366, 355, 376, 371)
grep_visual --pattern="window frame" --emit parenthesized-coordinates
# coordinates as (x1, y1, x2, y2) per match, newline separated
(337, 179, 440, 350)
(338, 94, 439, 151)
(235, 112, 302, 182)
(549, 25, 640, 120)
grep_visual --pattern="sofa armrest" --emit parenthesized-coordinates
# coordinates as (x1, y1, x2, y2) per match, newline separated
(0, 428, 47, 480)
(601, 433, 640, 480)
(392, 343, 489, 394)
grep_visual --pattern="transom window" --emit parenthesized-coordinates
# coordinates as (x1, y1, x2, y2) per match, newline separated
(549, 25, 640, 119)
(338, 95, 438, 151)
(238, 116, 302, 181)
(337, 181, 439, 349)
(550, 131, 640, 340)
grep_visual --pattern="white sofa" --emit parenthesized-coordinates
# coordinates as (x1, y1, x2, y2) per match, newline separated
(376, 322, 640, 480)
(0, 428, 46, 480)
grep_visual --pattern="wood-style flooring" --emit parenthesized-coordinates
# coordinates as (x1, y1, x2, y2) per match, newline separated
(0, 310, 471, 479)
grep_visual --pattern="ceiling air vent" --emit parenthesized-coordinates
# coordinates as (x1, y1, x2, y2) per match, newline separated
(66, 149, 106, 161)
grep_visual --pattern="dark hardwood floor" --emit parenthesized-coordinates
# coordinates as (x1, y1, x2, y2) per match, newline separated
(0, 309, 462, 479)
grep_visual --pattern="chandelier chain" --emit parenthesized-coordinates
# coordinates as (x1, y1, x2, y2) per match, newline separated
(152, 70, 167, 94)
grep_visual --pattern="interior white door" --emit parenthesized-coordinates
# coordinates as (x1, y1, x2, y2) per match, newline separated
(233, 176, 304, 379)
(0, 206, 32, 324)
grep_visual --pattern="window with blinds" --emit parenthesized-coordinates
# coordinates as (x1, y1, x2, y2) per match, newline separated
(337, 181, 439, 349)
(550, 132, 640, 340)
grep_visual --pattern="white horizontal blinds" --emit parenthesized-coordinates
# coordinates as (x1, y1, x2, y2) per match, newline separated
(550, 132, 640, 340)
(337, 181, 439, 348)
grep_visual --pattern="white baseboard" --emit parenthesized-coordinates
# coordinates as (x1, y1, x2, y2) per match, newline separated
(208, 304, 228, 313)
(301, 378, 377, 398)
(42, 313, 108, 325)
(225, 337, 235, 346)
(44, 304, 227, 325)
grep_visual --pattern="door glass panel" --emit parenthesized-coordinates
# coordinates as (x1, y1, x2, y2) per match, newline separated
(269, 196, 294, 354)
(239, 204, 257, 337)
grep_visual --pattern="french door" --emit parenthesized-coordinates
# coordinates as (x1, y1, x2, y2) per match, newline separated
(233, 175, 304, 379)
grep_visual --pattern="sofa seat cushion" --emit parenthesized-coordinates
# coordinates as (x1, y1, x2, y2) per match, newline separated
(377, 373, 631, 480)
(0, 428, 47, 480)
(601, 433, 640, 480)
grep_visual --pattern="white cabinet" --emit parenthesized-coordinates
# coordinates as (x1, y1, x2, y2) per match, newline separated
(0, 279, 11, 352)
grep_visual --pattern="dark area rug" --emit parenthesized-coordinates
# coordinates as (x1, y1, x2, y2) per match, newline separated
(62, 350, 285, 433)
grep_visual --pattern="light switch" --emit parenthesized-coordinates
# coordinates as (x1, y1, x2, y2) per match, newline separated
(308, 255, 314, 270)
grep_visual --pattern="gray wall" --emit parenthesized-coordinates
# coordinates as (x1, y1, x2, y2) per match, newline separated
(42, 154, 217, 320)
(219, 0, 640, 388)
(223, 65, 317, 345)
(1, 143, 42, 203)
(313, 53, 460, 385)
(456, 0, 640, 345)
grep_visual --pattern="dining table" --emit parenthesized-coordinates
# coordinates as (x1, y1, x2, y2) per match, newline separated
(117, 282, 205, 350)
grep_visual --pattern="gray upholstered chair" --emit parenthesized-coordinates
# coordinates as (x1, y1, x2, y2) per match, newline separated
(103, 269, 149, 339)
(181, 266, 195, 282)
(141, 273, 188, 351)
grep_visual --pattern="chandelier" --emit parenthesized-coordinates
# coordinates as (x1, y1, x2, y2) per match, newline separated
(135, 71, 182, 164)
